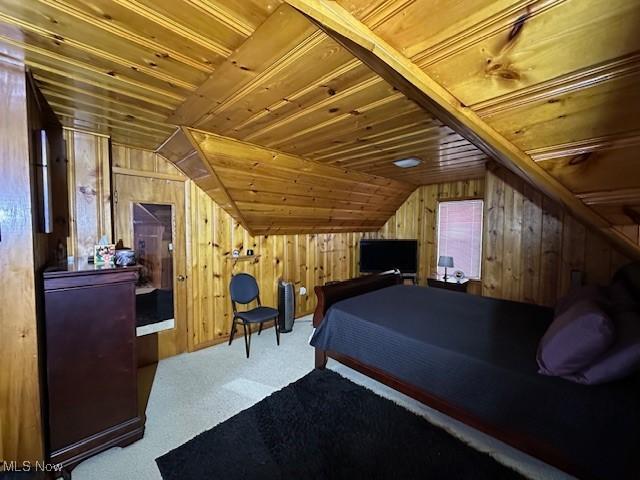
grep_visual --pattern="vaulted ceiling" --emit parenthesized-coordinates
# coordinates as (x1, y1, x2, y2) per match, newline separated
(0, 0, 638, 248)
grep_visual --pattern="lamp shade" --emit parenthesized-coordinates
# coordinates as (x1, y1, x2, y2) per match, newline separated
(438, 255, 454, 268)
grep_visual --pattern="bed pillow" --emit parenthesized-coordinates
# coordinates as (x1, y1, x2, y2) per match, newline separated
(606, 281, 639, 314)
(537, 299, 615, 376)
(611, 261, 640, 297)
(564, 311, 640, 385)
(554, 285, 608, 317)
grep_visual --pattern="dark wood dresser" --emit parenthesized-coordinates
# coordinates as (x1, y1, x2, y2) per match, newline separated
(43, 262, 144, 472)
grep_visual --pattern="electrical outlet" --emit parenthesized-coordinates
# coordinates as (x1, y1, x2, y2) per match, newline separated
(299, 286, 307, 296)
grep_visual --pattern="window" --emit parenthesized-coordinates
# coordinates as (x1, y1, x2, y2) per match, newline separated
(437, 200, 483, 280)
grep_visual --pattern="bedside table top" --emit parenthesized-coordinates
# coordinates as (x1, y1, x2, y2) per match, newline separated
(427, 276, 470, 293)
(429, 276, 469, 285)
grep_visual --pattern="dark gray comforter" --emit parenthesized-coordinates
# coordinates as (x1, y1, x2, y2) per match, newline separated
(310, 285, 640, 479)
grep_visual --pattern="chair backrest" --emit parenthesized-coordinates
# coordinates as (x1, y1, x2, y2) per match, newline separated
(229, 273, 260, 305)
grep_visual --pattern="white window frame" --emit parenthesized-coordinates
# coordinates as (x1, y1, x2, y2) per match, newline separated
(436, 199, 484, 280)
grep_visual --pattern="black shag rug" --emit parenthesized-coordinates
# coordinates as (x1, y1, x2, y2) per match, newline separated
(156, 369, 524, 480)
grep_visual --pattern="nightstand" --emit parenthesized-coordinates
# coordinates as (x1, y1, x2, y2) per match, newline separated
(427, 276, 469, 293)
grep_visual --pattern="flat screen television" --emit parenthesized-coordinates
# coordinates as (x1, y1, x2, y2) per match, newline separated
(359, 239, 418, 274)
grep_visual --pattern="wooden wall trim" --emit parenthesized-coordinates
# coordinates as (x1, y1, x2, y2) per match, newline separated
(62, 125, 110, 138)
(577, 188, 640, 206)
(528, 131, 640, 162)
(112, 166, 186, 182)
(285, 0, 640, 261)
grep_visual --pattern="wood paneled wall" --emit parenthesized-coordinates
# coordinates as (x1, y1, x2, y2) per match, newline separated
(64, 129, 112, 261)
(379, 168, 632, 307)
(482, 167, 630, 305)
(80, 142, 635, 359)
(186, 181, 363, 350)
(372, 178, 485, 295)
(110, 144, 364, 353)
(0, 53, 43, 462)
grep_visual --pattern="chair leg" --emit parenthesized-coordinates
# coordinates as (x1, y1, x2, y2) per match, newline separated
(258, 322, 263, 335)
(274, 317, 280, 346)
(228, 317, 237, 346)
(242, 323, 250, 358)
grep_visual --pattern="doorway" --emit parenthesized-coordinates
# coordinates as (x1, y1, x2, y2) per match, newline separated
(114, 174, 187, 359)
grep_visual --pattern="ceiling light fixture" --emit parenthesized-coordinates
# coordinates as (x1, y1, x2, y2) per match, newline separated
(393, 157, 422, 168)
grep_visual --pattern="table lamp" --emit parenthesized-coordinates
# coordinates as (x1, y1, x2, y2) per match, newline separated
(438, 256, 454, 280)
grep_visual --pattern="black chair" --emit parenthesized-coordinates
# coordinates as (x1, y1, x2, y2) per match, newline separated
(229, 273, 280, 358)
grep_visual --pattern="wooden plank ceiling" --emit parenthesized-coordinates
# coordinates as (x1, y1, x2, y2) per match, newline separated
(168, 3, 488, 185)
(0, 0, 279, 148)
(0, 0, 637, 234)
(0, 0, 487, 185)
(332, 0, 640, 227)
(158, 127, 415, 235)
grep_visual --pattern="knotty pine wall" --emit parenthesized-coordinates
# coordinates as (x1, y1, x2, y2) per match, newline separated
(187, 182, 363, 350)
(377, 167, 631, 307)
(483, 167, 630, 305)
(371, 177, 485, 295)
(68, 136, 633, 358)
(75, 141, 366, 355)
(64, 129, 112, 261)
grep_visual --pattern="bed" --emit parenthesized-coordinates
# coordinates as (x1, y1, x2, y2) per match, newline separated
(310, 272, 640, 480)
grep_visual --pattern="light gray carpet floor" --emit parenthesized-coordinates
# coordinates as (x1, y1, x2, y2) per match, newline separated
(73, 315, 573, 480)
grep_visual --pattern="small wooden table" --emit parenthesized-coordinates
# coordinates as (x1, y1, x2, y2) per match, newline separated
(427, 276, 469, 293)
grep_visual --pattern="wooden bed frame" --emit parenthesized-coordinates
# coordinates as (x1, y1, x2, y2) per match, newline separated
(312, 271, 590, 480)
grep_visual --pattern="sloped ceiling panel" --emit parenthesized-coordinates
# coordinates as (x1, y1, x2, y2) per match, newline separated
(0, 0, 279, 149)
(0, 0, 489, 184)
(158, 127, 415, 235)
(168, 3, 488, 185)
(336, 0, 640, 227)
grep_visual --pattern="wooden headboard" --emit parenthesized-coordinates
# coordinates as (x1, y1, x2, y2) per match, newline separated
(313, 271, 403, 327)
